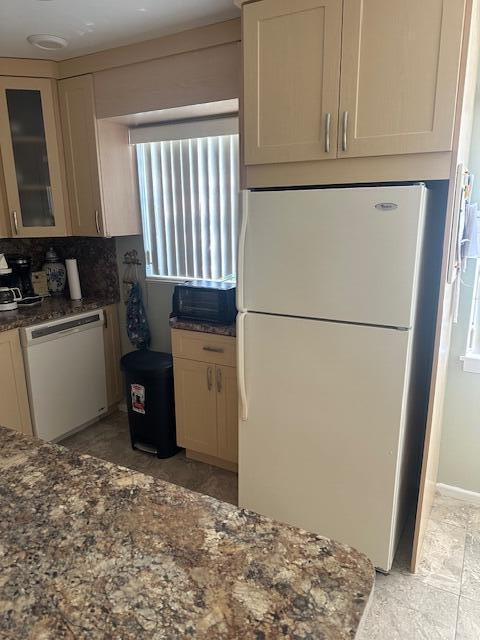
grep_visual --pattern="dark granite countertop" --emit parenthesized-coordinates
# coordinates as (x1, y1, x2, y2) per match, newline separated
(170, 316, 236, 337)
(0, 296, 118, 332)
(0, 427, 374, 639)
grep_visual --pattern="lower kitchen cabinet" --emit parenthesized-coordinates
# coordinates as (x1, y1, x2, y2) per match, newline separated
(173, 358, 218, 455)
(216, 365, 238, 464)
(172, 329, 238, 470)
(103, 303, 124, 409)
(0, 329, 32, 435)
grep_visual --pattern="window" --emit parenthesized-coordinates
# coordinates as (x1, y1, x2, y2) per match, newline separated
(464, 261, 480, 372)
(461, 192, 480, 373)
(134, 117, 240, 282)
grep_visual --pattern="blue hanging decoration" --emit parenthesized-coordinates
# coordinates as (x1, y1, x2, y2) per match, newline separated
(127, 282, 151, 350)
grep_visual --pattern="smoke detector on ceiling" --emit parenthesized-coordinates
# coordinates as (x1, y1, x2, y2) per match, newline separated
(27, 34, 68, 51)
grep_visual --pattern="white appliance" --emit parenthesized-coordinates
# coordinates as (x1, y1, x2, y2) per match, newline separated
(21, 310, 107, 442)
(237, 185, 430, 572)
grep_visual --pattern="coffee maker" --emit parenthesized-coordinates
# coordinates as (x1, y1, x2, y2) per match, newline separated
(5, 255, 42, 306)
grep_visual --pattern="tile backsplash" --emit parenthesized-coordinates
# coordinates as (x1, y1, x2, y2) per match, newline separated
(0, 237, 119, 301)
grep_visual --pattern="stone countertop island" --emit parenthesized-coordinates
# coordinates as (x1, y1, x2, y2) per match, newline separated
(0, 427, 374, 639)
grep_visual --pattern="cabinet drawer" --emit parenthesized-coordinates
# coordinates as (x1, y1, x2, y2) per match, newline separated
(171, 329, 236, 367)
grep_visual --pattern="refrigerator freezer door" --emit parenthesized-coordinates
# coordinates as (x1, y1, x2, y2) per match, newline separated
(238, 312, 412, 571)
(239, 185, 427, 328)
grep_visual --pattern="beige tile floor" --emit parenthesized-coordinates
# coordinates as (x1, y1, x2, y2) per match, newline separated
(359, 494, 480, 640)
(61, 411, 238, 505)
(62, 413, 480, 639)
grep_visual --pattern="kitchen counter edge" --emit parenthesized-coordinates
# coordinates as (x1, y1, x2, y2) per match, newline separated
(169, 316, 236, 337)
(0, 296, 119, 333)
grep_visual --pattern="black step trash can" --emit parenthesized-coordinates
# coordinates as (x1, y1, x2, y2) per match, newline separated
(121, 350, 179, 458)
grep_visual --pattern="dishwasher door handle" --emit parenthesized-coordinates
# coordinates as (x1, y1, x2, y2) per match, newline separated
(27, 325, 86, 346)
(39, 326, 80, 339)
(23, 311, 105, 347)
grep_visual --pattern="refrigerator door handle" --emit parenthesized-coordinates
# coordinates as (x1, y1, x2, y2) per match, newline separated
(237, 312, 248, 421)
(237, 191, 249, 312)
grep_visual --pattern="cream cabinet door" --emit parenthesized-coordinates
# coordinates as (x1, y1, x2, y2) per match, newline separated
(173, 357, 218, 456)
(216, 365, 238, 464)
(0, 329, 32, 435)
(0, 77, 69, 237)
(103, 304, 123, 408)
(243, 0, 342, 164)
(59, 75, 141, 238)
(338, 0, 466, 158)
(58, 74, 104, 236)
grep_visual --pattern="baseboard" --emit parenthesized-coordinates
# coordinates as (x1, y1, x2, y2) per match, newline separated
(437, 482, 480, 506)
(118, 402, 128, 413)
(186, 449, 238, 473)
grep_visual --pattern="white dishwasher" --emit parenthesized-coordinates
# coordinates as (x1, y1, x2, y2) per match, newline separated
(21, 310, 107, 442)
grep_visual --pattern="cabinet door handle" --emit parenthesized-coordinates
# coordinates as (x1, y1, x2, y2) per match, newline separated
(216, 367, 222, 393)
(324, 112, 331, 154)
(342, 111, 349, 152)
(207, 366, 213, 391)
(203, 346, 224, 353)
(95, 209, 101, 235)
(12, 210, 18, 235)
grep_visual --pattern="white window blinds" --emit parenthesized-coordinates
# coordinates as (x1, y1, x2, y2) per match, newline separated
(136, 131, 240, 281)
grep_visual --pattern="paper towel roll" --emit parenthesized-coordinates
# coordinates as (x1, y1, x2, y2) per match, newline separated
(66, 258, 82, 300)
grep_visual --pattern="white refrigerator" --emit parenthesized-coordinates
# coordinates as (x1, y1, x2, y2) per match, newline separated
(237, 184, 429, 572)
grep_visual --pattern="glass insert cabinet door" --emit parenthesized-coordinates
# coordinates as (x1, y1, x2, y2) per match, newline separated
(0, 77, 68, 237)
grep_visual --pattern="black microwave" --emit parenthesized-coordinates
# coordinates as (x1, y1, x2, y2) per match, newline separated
(172, 280, 237, 324)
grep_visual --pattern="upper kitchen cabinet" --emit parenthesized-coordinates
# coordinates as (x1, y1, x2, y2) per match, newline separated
(0, 77, 70, 237)
(59, 74, 141, 237)
(338, 0, 466, 158)
(243, 0, 342, 164)
(242, 0, 468, 185)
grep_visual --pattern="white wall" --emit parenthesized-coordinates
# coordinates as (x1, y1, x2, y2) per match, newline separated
(438, 83, 480, 493)
(115, 234, 175, 355)
(110, 24, 240, 357)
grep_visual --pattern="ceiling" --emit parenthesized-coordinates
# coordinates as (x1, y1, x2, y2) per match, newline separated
(0, 0, 240, 61)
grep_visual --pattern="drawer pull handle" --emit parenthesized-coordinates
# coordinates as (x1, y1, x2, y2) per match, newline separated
(203, 346, 224, 353)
